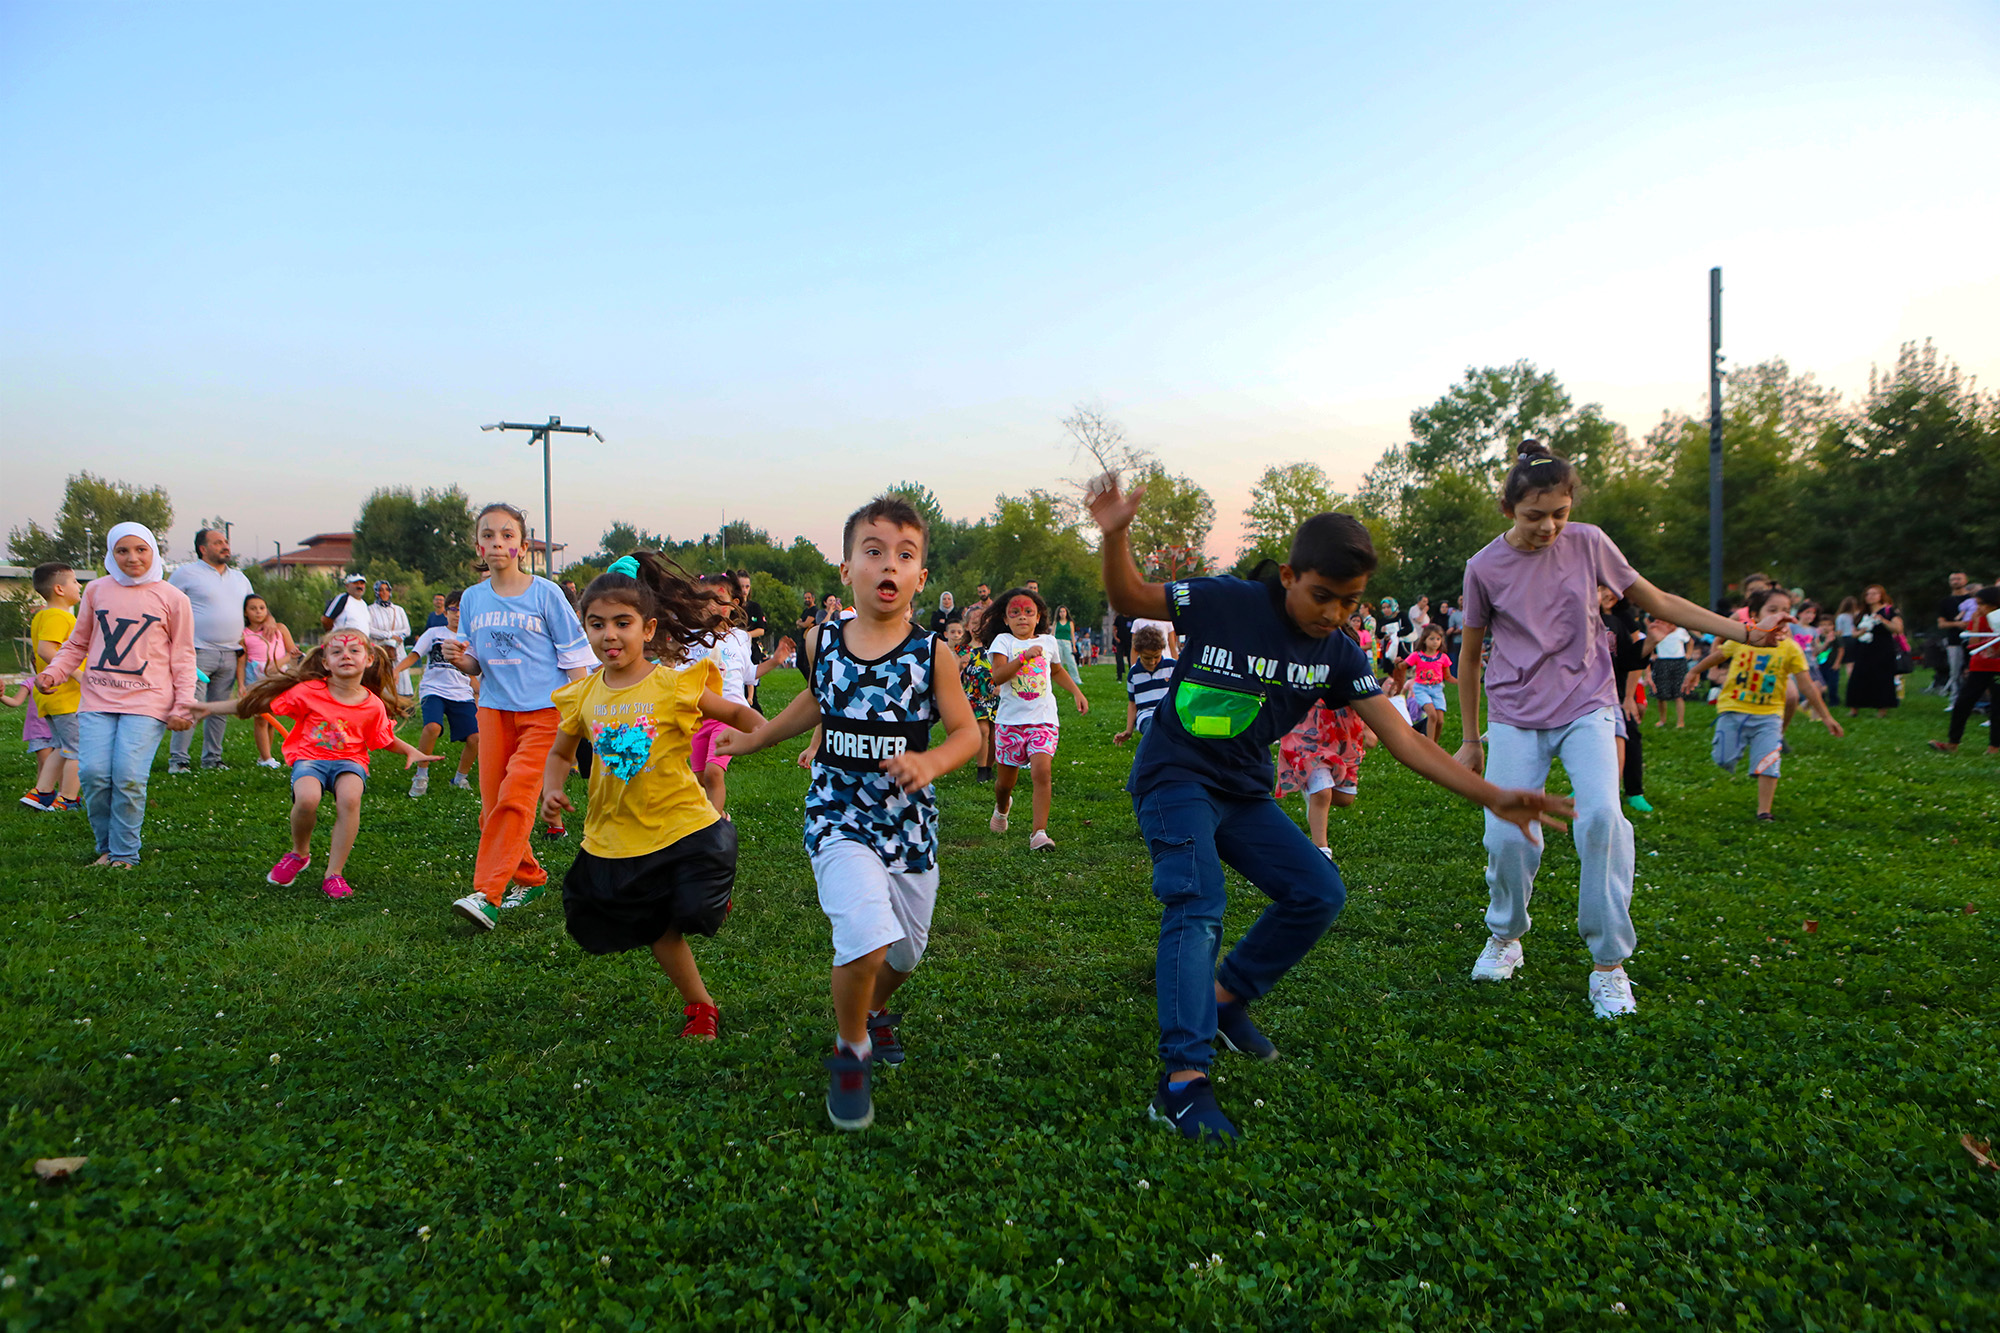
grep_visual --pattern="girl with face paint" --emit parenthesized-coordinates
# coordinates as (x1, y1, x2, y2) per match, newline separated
(441, 503, 598, 931)
(979, 586, 1090, 850)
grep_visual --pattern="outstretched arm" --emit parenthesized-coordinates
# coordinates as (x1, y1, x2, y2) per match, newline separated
(1352, 693, 1574, 843)
(711, 678, 821, 756)
(879, 640, 982, 790)
(1625, 577, 1780, 648)
(1085, 471, 1172, 620)
(1453, 625, 1486, 773)
(540, 728, 584, 822)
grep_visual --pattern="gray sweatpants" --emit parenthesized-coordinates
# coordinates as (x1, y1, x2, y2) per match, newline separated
(169, 647, 236, 768)
(1481, 706, 1636, 966)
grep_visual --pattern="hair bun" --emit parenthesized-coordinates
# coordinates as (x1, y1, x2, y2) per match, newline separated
(1517, 437, 1552, 462)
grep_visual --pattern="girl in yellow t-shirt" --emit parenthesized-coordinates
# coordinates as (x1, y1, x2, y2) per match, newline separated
(540, 553, 763, 1041)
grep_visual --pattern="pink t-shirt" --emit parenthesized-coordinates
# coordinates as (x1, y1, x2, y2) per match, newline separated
(40, 578, 198, 721)
(1407, 651, 1450, 686)
(1462, 522, 1638, 730)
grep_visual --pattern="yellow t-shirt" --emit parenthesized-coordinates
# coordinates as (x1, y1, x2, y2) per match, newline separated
(1716, 639, 1808, 715)
(552, 660, 721, 859)
(30, 605, 81, 715)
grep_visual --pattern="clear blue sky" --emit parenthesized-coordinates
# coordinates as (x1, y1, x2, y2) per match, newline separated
(3, 1, 1996, 569)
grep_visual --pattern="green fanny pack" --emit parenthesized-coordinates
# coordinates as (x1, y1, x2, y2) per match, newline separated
(1174, 678, 1264, 739)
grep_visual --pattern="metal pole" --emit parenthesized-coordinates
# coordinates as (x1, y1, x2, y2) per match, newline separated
(1708, 266, 1724, 614)
(541, 419, 555, 579)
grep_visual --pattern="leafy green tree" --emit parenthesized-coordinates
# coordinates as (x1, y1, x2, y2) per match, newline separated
(1240, 462, 1342, 567)
(1384, 471, 1500, 605)
(8, 472, 175, 571)
(590, 522, 672, 564)
(1128, 463, 1215, 579)
(976, 491, 1100, 623)
(350, 486, 477, 584)
(1792, 342, 1998, 606)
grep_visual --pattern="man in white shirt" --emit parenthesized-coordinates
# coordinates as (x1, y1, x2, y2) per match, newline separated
(367, 580, 414, 694)
(323, 573, 372, 637)
(167, 527, 255, 772)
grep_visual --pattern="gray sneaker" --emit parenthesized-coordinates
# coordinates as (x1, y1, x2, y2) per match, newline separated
(450, 773, 472, 790)
(824, 1051, 874, 1131)
(409, 771, 430, 798)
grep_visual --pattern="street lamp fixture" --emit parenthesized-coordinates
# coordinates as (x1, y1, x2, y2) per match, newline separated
(479, 416, 605, 577)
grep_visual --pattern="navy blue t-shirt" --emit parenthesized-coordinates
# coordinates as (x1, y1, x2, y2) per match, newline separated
(1127, 576, 1382, 800)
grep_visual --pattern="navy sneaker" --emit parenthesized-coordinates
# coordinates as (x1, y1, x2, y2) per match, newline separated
(824, 1051, 874, 1131)
(1215, 1000, 1278, 1061)
(866, 1010, 904, 1067)
(1149, 1075, 1240, 1144)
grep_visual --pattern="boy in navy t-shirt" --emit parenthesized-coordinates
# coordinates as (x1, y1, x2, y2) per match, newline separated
(1087, 472, 1573, 1144)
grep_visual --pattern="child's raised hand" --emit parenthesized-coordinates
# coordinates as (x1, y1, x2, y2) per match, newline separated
(772, 636, 797, 665)
(404, 750, 447, 769)
(1018, 645, 1043, 661)
(1085, 471, 1146, 535)
(1112, 729, 1130, 745)
(540, 786, 574, 823)
(1487, 787, 1573, 845)
(711, 729, 745, 757)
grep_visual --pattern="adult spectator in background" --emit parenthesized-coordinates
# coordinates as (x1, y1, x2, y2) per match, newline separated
(929, 591, 961, 636)
(1444, 599, 1465, 668)
(560, 578, 581, 606)
(1113, 613, 1133, 682)
(1131, 611, 1180, 659)
(323, 572, 372, 636)
(1845, 584, 1905, 719)
(966, 583, 993, 627)
(1937, 571, 1970, 700)
(167, 526, 255, 773)
(368, 580, 414, 695)
(424, 592, 448, 631)
(735, 570, 768, 709)
(1053, 604, 1080, 677)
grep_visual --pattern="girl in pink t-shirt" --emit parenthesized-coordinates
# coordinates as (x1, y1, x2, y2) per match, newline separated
(1455, 442, 1785, 1020)
(1402, 624, 1456, 743)
(193, 627, 438, 898)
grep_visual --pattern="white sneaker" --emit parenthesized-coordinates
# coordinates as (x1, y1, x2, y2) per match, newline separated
(1317, 845, 1334, 861)
(1471, 936, 1524, 981)
(1028, 829, 1054, 851)
(409, 771, 430, 798)
(452, 893, 499, 932)
(451, 773, 472, 790)
(990, 808, 1008, 833)
(256, 757, 283, 770)
(1589, 966, 1638, 1019)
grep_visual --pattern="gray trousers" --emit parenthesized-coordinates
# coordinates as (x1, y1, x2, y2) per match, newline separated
(169, 647, 237, 768)
(1482, 706, 1636, 965)
(1945, 644, 1967, 702)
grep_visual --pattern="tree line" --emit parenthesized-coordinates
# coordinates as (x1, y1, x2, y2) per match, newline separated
(10, 339, 1993, 657)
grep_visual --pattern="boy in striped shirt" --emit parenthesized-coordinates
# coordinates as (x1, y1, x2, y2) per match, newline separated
(1114, 626, 1175, 746)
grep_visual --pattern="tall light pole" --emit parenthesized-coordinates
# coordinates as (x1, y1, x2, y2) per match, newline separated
(480, 417, 604, 577)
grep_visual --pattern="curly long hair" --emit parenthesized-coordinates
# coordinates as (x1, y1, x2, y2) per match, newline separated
(578, 552, 728, 665)
(239, 627, 413, 720)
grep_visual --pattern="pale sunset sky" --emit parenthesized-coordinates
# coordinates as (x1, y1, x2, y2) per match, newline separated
(3, 2, 1996, 570)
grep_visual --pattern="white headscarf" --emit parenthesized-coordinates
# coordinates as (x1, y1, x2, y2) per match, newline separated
(104, 522, 165, 587)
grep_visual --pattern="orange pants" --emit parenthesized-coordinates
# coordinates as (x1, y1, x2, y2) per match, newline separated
(474, 707, 560, 906)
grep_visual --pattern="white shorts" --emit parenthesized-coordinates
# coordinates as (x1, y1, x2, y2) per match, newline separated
(812, 838, 939, 970)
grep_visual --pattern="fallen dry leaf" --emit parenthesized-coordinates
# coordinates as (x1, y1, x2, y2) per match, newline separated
(1962, 1135, 1998, 1171)
(1965, 905, 1979, 916)
(1805, 920, 1819, 933)
(33, 1156, 88, 1182)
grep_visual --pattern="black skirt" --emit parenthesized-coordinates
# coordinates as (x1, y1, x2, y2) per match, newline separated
(562, 819, 738, 954)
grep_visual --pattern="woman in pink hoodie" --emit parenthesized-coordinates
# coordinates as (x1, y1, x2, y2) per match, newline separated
(37, 523, 197, 867)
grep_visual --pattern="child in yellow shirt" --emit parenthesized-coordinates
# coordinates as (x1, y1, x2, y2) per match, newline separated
(539, 553, 762, 1041)
(21, 563, 83, 810)
(1690, 586, 1843, 822)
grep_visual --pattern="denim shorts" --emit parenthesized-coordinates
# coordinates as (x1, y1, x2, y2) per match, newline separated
(421, 694, 479, 743)
(291, 758, 369, 789)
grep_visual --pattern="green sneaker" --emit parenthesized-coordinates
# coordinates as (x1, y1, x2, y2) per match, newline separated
(452, 893, 499, 931)
(500, 881, 548, 910)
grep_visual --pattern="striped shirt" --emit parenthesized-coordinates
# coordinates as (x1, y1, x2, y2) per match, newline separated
(1126, 658, 1176, 730)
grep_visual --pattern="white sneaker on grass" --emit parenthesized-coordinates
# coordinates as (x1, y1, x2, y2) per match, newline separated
(451, 773, 472, 790)
(452, 893, 499, 931)
(1471, 936, 1524, 981)
(255, 757, 283, 770)
(989, 808, 1008, 833)
(409, 771, 429, 798)
(1589, 967, 1638, 1019)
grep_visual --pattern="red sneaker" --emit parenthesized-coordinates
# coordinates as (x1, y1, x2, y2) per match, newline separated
(680, 1002, 720, 1041)
(321, 875, 354, 899)
(267, 852, 310, 886)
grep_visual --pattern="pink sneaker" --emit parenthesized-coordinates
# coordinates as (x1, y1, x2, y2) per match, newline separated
(267, 852, 310, 886)
(320, 874, 354, 899)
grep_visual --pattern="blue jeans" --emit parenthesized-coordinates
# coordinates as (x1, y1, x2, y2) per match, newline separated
(1134, 780, 1347, 1073)
(77, 711, 168, 863)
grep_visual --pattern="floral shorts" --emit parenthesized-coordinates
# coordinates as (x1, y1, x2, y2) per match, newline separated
(994, 722, 1059, 768)
(1276, 704, 1366, 798)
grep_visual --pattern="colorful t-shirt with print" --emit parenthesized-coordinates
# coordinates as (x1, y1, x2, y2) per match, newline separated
(1129, 575, 1382, 801)
(1406, 651, 1450, 686)
(552, 661, 721, 859)
(271, 680, 397, 769)
(30, 605, 80, 715)
(989, 632, 1062, 727)
(1714, 639, 1810, 716)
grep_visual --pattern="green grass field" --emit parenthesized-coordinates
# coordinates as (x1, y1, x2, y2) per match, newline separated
(3, 666, 1996, 1330)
